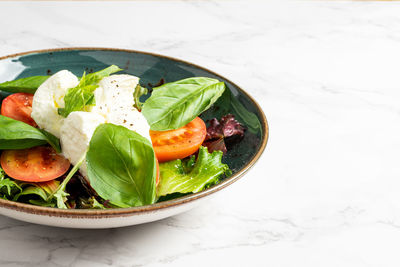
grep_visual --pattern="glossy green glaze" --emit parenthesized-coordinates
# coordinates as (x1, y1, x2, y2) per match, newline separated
(0, 48, 266, 176)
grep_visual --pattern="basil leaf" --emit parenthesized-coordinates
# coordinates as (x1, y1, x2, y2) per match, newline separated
(0, 115, 61, 152)
(142, 77, 225, 131)
(86, 123, 157, 208)
(133, 84, 148, 111)
(0, 76, 49, 94)
(58, 65, 122, 117)
(91, 65, 122, 78)
(157, 146, 231, 197)
(0, 139, 47, 150)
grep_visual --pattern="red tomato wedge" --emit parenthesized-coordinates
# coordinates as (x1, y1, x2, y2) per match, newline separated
(0, 146, 70, 182)
(0, 93, 37, 127)
(150, 117, 207, 162)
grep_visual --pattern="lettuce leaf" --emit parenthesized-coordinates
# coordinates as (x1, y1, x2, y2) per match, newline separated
(205, 114, 244, 140)
(157, 146, 231, 197)
(13, 180, 60, 201)
(0, 168, 22, 200)
(46, 153, 86, 209)
(78, 197, 106, 209)
(58, 65, 122, 117)
(0, 167, 62, 204)
(14, 186, 48, 201)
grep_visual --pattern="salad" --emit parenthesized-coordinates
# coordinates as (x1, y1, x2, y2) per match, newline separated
(0, 66, 245, 209)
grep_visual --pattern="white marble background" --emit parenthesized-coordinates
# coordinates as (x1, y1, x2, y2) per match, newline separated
(1, 1, 400, 266)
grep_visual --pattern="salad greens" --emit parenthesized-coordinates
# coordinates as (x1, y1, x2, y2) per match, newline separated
(203, 114, 245, 154)
(0, 168, 22, 200)
(157, 146, 231, 197)
(142, 77, 226, 131)
(0, 65, 241, 209)
(0, 115, 61, 152)
(78, 197, 106, 209)
(14, 180, 61, 207)
(0, 76, 49, 94)
(133, 84, 148, 111)
(0, 166, 61, 207)
(86, 124, 157, 208)
(58, 65, 122, 117)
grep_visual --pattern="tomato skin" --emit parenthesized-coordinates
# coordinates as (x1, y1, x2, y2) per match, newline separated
(150, 117, 207, 162)
(0, 146, 70, 182)
(1, 93, 37, 127)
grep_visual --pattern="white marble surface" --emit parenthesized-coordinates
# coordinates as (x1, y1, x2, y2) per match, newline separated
(1, 0, 400, 266)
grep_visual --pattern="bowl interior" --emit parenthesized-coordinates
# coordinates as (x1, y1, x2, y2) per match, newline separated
(0, 48, 266, 210)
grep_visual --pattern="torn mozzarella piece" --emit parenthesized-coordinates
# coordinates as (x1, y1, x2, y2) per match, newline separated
(31, 70, 79, 138)
(106, 106, 151, 141)
(91, 74, 151, 141)
(60, 111, 105, 178)
(91, 74, 139, 118)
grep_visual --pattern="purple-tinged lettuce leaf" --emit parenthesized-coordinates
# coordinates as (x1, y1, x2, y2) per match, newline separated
(204, 114, 245, 153)
(206, 114, 244, 140)
(202, 138, 227, 154)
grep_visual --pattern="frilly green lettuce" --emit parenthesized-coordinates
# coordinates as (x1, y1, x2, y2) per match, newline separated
(157, 146, 231, 197)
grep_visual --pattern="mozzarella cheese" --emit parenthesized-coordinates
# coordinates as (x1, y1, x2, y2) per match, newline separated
(31, 70, 79, 138)
(91, 74, 150, 141)
(60, 111, 106, 178)
(56, 73, 150, 178)
(31, 70, 151, 177)
(91, 74, 139, 117)
(106, 106, 151, 141)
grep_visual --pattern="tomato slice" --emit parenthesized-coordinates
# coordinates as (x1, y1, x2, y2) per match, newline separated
(0, 146, 70, 182)
(150, 117, 207, 162)
(1, 93, 37, 127)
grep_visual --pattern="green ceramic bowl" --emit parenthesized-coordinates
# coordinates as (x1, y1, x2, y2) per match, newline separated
(0, 48, 268, 228)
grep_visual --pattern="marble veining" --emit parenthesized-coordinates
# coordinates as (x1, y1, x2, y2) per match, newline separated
(1, 0, 400, 266)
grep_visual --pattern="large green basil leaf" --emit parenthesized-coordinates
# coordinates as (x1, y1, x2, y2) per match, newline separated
(157, 146, 231, 197)
(0, 76, 49, 94)
(0, 115, 61, 152)
(58, 65, 122, 117)
(86, 123, 157, 208)
(142, 77, 225, 131)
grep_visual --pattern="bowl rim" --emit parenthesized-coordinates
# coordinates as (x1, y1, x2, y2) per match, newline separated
(0, 47, 269, 218)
